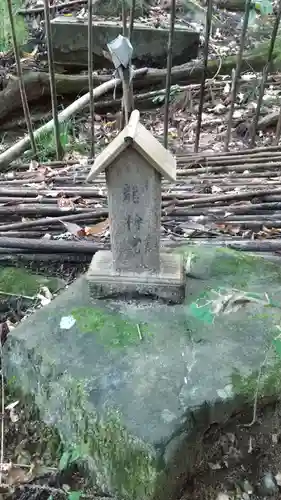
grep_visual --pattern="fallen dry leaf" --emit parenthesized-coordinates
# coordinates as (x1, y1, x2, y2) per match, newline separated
(37, 287, 53, 306)
(6, 320, 15, 331)
(41, 286, 52, 297)
(28, 160, 39, 171)
(27, 457, 46, 481)
(84, 218, 109, 237)
(45, 191, 60, 198)
(39, 286, 53, 304)
(208, 462, 222, 470)
(5, 401, 19, 423)
(37, 165, 54, 177)
(36, 294, 51, 307)
(57, 198, 75, 211)
(6, 466, 28, 485)
(275, 471, 281, 486)
(60, 220, 85, 237)
(41, 233, 52, 240)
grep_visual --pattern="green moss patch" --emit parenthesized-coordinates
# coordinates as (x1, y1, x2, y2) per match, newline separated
(209, 248, 281, 284)
(0, 0, 27, 52)
(56, 378, 157, 500)
(176, 246, 281, 290)
(231, 353, 281, 402)
(87, 410, 157, 500)
(0, 267, 64, 297)
(71, 306, 150, 349)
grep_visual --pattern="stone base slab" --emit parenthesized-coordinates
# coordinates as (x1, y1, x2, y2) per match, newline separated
(86, 250, 185, 303)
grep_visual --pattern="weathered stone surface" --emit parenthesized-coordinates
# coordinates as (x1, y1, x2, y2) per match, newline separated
(87, 113, 181, 303)
(106, 148, 161, 274)
(5, 247, 281, 500)
(50, 17, 199, 68)
(87, 250, 185, 303)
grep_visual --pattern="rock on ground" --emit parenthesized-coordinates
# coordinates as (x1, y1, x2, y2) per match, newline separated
(50, 16, 199, 68)
(5, 247, 281, 500)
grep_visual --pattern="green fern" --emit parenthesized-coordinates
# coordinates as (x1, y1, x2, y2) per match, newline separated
(0, 0, 28, 52)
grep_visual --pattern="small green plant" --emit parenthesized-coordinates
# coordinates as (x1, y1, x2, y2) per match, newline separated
(59, 443, 91, 472)
(152, 85, 182, 105)
(34, 122, 70, 162)
(24, 120, 90, 162)
(0, 0, 27, 52)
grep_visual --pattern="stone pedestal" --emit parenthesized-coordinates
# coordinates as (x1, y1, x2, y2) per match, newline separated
(86, 250, 185, 304)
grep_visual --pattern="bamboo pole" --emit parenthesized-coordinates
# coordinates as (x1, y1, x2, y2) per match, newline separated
(250, 2, 281, 146)
(43, 0, 63, 160)
(194, 0, 213, 152)
(88, 0, 95, 157)
(128, 0, 136, 39)
(6, 0, 37, 159)
(224, 0, 251, 151)
(122, 0, 128, 36)
(163, 0, 176, 149)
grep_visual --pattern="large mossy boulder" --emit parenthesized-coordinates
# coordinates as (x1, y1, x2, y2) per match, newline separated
(4, 248, 281, 500)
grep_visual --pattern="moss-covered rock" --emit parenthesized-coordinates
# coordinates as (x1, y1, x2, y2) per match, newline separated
(6, 248, 281, 500)
(72, 306, 150, 349)
(0, 266, 64, 297)
(57, 379, 157, 499)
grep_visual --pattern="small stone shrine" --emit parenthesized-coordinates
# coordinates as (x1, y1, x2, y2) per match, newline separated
(86, 109, 185, 303)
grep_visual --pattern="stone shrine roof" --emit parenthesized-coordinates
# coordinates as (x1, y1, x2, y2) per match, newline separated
(87, 110, 176, 183)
